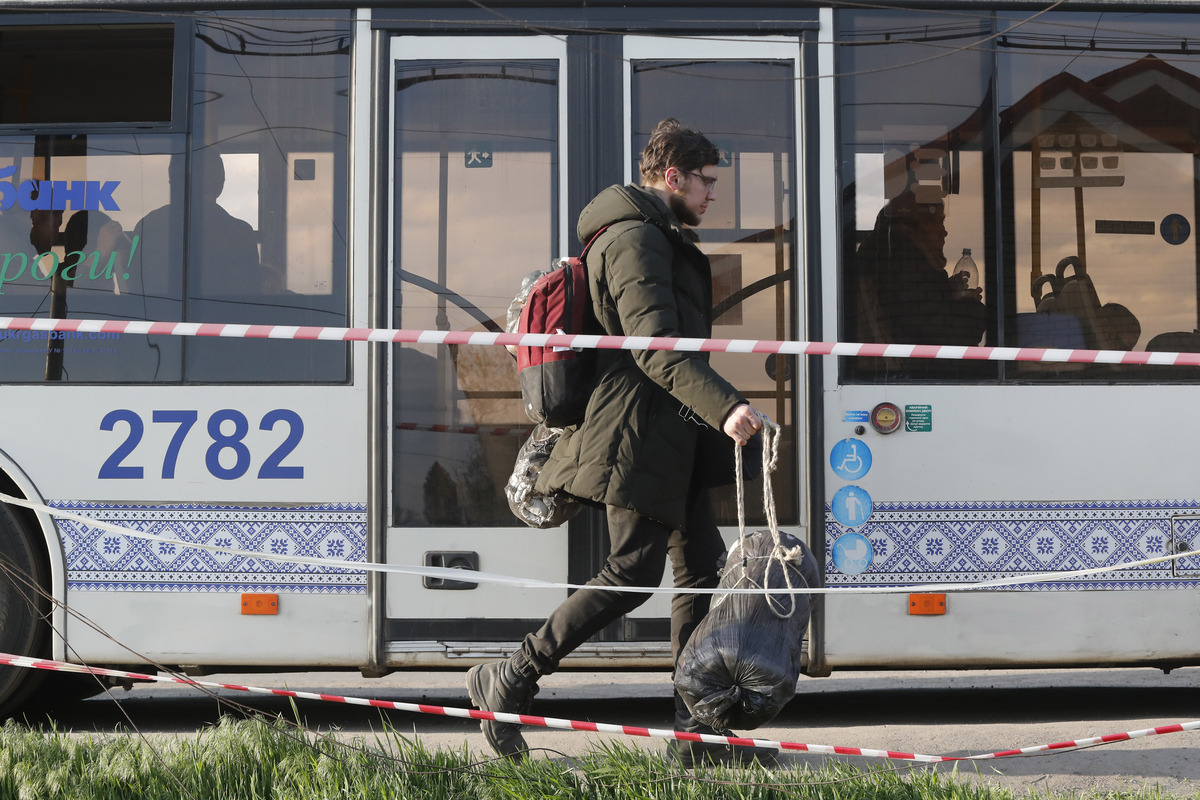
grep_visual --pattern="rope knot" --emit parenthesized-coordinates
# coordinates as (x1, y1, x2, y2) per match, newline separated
(731, 417, 801, 619)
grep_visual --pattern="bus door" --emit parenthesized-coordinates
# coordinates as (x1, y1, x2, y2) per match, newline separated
(384, 33, 808, 667)
(386, 36, 571, 660)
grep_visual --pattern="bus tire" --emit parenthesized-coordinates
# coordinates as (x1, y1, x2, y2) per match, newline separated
(0, 500, 50, 719)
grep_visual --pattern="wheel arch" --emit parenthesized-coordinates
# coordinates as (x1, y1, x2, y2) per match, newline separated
(0, 448, 66, 662)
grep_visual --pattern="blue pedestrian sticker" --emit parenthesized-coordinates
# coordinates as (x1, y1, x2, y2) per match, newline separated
(831, 485, 873, 528)
(832, 531, 874, 575)
(830, 438, 872, 481)
(1161, 213, 1190, 246)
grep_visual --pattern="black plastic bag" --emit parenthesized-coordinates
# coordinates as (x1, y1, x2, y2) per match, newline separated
(674, 529, 819, 731)
(505, 423, 582, 529)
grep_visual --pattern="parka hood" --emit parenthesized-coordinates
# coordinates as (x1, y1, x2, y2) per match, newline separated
(577, 183, 680, 246)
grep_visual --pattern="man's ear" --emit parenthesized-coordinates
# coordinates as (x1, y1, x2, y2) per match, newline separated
(663, 166, 681, 192)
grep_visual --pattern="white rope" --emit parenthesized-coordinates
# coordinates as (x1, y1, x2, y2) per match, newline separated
(730, 417, 809, 619)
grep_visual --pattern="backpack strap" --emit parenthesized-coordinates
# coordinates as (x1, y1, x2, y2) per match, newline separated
(579, 224, 612, 261)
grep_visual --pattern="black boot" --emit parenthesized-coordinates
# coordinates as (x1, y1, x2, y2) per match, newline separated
(466, 659, 540, 760)
(668, 692, 778, 768)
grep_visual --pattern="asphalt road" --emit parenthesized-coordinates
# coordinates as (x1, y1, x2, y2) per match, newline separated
(20, 665, 1200, 797)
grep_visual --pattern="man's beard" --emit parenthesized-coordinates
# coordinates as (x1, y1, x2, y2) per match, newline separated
(668, 191, 701, 227)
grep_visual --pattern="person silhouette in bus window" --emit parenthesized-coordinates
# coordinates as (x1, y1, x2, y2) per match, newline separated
(63, 209, 134, 296)
(131, 157, 185, 304)
(134, 152, 262, 303)
(188, 152, 263, 297)
(854, 187, 986, 347)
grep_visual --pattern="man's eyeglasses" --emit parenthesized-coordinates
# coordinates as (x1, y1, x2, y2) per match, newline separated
(683, 170, 718, 191)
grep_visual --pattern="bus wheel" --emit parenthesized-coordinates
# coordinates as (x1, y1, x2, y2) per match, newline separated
(0, 500, 49, 719)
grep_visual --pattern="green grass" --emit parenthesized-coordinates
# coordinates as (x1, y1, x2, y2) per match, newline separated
(0, 715, 1184, 800)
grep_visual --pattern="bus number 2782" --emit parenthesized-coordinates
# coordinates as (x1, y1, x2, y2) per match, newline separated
(98, 409, 304, 480)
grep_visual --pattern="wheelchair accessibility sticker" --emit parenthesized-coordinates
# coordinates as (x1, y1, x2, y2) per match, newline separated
(831, 485, 873, 528)
(832, 531, 874, 575)
(830, 438, 871, 481)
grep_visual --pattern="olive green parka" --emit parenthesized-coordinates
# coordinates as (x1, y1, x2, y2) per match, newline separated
(534, 183, 746, 530)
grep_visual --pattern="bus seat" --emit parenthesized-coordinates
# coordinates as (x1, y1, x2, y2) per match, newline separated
(1146, 330, 1200, 353)
(1052, 257, 1104, 346)
(1032, 273, 1060, 313)
(1045, 256, 1139, 351)
(1014, 312, 1086, 349)
(1012, 311, 1087, 375)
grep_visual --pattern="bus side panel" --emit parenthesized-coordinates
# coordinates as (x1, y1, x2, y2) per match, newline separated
(825, 591, 1199, 668)
(64, 592, 367, 668)
(822, 386, 1200, 669)
(1, 385, 369, 667)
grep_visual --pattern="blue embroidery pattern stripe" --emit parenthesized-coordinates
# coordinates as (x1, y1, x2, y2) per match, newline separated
(825, 499, 1200, 590)
(53, 501, 367, 594)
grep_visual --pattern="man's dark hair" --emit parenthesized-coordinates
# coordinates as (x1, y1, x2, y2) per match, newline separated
(639, 118, 720, 185)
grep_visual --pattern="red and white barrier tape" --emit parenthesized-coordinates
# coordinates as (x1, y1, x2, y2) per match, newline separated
(3, 315, 1199, 365)
(2, 492, 1195, 597)
(0, 651, 1194, 763)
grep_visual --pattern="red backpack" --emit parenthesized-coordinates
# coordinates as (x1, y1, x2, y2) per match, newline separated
(511, 226, 609, 428)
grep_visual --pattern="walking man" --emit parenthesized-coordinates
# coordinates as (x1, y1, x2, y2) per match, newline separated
(468, 118, 767, 766)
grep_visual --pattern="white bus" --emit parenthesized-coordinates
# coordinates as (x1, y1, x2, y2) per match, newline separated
(2, 0, 1200, 716)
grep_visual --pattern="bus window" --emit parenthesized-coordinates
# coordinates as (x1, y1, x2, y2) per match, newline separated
(392, 58, 559, 527)
(182, 11, 351, 383)
(0, 12, 350, 384)
(840, 9, 1200, 383)
(999, 12, 1200, 380)
(0, 24, 173, 125)
(0, 24, 183, 382)
(0, 137, 185, 382)
(839, 11, 994, 382)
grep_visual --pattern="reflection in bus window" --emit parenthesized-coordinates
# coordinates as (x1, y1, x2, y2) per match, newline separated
(0, 138, 185, 382)
(839, 11, 994, 382)
(392, 59, 558, 527)
(840, 9, 1200, 383)
(1001, 12, 1200, 378)
(0, 12, 350, 384)
(183, 11, 351, 383)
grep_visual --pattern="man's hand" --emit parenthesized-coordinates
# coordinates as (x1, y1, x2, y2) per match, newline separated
(723, 403, 763, 446)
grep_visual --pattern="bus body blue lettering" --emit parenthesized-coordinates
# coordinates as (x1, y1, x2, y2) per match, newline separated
(0, 177, 122, 211)
(98, 409, 306, 481)
(52, 180, 86, 210)
(93, 181, 120, 211)
(17, 180, 50, 210)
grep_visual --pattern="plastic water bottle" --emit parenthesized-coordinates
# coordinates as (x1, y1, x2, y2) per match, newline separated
(953, 248, 978, 290)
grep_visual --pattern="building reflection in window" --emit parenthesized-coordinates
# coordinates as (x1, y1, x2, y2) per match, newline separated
(840, 10, 1200, 382)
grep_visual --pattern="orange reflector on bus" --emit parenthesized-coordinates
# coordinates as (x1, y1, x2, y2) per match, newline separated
(908, 593, 946, 615)
(241, 593, 279, 615)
